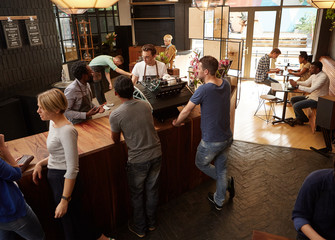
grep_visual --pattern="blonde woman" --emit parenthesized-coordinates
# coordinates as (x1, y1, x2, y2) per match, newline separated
(32, 89, 109, 240)
(163, 34, 176, 69)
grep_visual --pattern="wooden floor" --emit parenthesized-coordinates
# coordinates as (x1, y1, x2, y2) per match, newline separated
(234, 80, 326, 151)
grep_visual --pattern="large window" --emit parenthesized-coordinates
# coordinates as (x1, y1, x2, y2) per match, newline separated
(54, 5, 120, 63)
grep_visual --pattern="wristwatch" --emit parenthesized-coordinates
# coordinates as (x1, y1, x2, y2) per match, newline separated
(61, 195, 72, 202)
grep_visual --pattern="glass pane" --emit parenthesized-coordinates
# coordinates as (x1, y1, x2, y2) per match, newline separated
(64, 40, 78, 62)
(225, 0, 279, 7)
(114, 16, 119, 26)
(107, 16, 114, 32)
(250, 11, 277, 78)
(60, 17, 73, 40)
(89, 17, 98, 34)
(229, 11, 247, 76)
(278, 8, 317, 67)
(99, 16, 107, 32)
(204, 10, 214, 39)
(283, 0, 310, 6)
(87, 8, 95, 13)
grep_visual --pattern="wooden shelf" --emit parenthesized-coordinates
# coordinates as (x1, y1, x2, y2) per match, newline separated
(131, 1, 176, 5)
(132, 17, 175, 20)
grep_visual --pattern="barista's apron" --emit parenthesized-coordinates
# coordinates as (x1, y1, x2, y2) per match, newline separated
(72, 80, 93, 124)
(143, 62, 159, 82)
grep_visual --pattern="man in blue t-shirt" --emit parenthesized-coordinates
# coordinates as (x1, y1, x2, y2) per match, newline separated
(172, 55, 234, 210)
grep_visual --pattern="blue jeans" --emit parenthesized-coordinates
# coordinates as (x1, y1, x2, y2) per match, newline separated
(0, 203, 45, 240)
(291, 96, 317, 122)
(195, 137, 233, 206)
(127, 156, 162, 234)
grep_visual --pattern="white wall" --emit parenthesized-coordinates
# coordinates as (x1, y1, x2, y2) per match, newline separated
(118, 0, 131, 26)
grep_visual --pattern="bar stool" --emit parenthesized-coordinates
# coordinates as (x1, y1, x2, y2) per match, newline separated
(254, 94, 277, 123)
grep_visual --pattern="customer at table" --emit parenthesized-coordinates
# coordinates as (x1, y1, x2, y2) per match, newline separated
(255, 48, 281, 87)
(64, 61, 104, 124)
(289, 61, 329, 126)
(163, 34, 176, 69)
(0, 134, 45, 240)
(109, 76, 162, 238)
(131, 44, 167, 84)
(292, 159, 335, 240)
(288, 51, 311, 82)
(33, 89, 109, 240)
(172, 56, 235, 211)
(89, 55, 132, 105)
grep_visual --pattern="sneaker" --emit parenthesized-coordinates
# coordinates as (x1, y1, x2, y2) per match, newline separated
(128, 222, 145, 238)
(207, 192, 223, 211)
(148, 226, 156, 231)
(227, 176, 235, 199)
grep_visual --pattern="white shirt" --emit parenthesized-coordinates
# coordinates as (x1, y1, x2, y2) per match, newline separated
(297, 71, 329, 101)
(132, 60, 167, 82)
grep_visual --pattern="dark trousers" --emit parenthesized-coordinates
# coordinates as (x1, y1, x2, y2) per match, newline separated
(47, 169, 99, 240)
(127, 156, 162, 234)
(291, 96, 317, 122)
(93, 80, 107, 105)
(262, 77, 279, 95)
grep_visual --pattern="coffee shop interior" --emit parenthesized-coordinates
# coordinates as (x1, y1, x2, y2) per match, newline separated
(1, 0, 335, 239)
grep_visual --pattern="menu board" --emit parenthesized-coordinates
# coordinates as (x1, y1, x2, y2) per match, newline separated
(25, 19, 43, 46)
(1, 20, 22, 49)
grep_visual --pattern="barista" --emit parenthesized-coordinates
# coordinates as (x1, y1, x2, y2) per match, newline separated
(131, 44, 167, 85)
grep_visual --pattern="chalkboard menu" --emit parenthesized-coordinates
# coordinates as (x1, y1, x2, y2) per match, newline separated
(25, 19, 43, 46)
(1, 20, 22, 49)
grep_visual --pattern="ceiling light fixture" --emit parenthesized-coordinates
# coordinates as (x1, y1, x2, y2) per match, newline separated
(307, 0, 335, 8)
(51, 0, 119, 14)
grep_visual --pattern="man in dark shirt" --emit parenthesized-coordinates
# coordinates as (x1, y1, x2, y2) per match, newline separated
(172, 55, 234, 210)
(292, 160, 335, 240)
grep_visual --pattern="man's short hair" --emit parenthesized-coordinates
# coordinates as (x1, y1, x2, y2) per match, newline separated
(114, 75, 134, 99)
(199, 56, 219, 76)
(114, 55, 124, 64)
(270, 48, 281, 55)
(72, 61, 88, 80)
(311, 61, 323, 71)
(142, 44, 156, 56)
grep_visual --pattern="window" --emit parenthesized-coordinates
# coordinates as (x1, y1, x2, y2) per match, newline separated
(54, 5, 120, 63)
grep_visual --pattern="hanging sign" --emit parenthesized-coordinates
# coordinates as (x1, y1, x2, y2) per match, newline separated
(1, 19, 22, 49)
(25, 19, 43, 46)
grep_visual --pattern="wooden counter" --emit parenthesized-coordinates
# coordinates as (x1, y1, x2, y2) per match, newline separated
(8, 86, 237, 239)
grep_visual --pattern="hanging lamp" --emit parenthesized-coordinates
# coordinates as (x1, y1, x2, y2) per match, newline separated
(51, 0, 119, 14)
(307, 0, 335, 8)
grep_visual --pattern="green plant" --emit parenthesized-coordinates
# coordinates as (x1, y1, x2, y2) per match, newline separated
(295, 12, 316, 34)
(155, 52, 169, 64)
(102, 32, 117, 48)
(326, 9, 335, 31)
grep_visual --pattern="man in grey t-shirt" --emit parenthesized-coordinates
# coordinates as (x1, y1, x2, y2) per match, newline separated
(109, 76, 161, 238)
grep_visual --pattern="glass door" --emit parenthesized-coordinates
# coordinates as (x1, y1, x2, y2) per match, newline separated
(230, 8, 279, 79)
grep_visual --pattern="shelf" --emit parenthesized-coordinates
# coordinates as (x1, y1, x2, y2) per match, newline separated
(131, 1, 176, 5)
(132, 17, 175, 20)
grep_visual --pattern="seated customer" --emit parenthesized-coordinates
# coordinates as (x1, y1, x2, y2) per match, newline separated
(255, 48, 281, 86)
(89, 55, 132, 105)
(64, 61, 104, 124)
(163, 34, 176, 69)
(292, 160, 335, 240)
(131, 44, 167, 85)
(0, 134, 45, 240)
(288, 52, 311, 82)
(289, 61, 329, 126)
